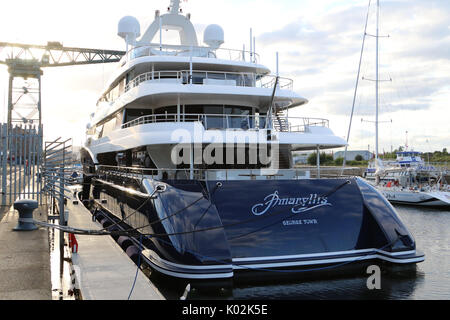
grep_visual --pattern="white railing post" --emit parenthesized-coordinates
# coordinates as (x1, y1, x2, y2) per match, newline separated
(317, 145, 321, 179)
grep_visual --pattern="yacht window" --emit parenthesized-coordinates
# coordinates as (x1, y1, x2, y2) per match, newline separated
(204, 105, 225, 129)
(207, 72, 226, 80)
(154, 106, 177, 122)
(184, 105, 203, 114)
(243, 73, 256, 87)
(191, 72, 206, 85)
(179, 105, 255, 129)
(224, 106, 252, 115)
(124, 109, 153, 124)
(155, 106, 177, 115)
(225, 106, 252, 129)
(204, 105, 223, 114)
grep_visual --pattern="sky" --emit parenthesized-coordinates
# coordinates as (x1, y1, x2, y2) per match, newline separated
(0, 0, 449, 153)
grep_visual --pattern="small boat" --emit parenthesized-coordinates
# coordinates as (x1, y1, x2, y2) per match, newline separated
(364, 151, 439, 182)
(375, 175, 450, 207)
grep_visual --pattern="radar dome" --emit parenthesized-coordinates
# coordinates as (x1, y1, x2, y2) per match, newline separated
(118, 16, 141, 41)
(203, 24, 224, 49)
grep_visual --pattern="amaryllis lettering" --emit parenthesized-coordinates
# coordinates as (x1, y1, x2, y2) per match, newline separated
(251, 191, 332, 216)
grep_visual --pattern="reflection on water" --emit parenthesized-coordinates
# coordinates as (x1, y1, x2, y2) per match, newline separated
(394, 205, 450, 300)
(229, 205, 450, 300)
(50, 227, 76, 300)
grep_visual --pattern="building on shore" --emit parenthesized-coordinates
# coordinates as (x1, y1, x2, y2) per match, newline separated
(292, 152, 311, 165)
(333, 150, 373, 161)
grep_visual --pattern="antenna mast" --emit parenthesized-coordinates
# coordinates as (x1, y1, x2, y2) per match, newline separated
(405, 131, 408, 150)
(375, 0, 380, 162)
(170, 0, 181, 13)
(341, 0, 371, 174)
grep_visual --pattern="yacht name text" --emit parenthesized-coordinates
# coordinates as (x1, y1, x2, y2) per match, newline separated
(251, 191, 332, 216)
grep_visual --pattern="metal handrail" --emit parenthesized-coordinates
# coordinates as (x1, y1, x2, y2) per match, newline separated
(127, 44, 261, 63)
(96, 165, 312, 182)
(123, 69, 293, 93)
(121, 113, 329, 132)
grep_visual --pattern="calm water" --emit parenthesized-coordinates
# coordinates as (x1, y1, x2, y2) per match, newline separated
(228, 205, 450, 300)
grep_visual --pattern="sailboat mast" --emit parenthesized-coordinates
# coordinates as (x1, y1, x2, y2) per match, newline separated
(375, 0, 380, 161)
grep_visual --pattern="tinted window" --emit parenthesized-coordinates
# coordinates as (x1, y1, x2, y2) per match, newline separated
(125, 109, 153, 123)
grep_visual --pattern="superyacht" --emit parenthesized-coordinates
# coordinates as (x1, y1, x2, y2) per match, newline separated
(80, 0, 424, 282)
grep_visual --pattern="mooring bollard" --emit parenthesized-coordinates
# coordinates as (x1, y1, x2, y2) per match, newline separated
(13, 199, 38, 231)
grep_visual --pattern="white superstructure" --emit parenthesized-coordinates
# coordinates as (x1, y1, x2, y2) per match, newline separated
(82, 0, 347, 174)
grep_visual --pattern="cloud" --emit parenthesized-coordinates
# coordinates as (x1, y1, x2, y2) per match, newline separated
(254, 0, 449, 151)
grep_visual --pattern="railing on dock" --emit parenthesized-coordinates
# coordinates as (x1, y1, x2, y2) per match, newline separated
(41, 137, 74, 220)
(0, 122, 79, 209)
(0, 123, 43, 206)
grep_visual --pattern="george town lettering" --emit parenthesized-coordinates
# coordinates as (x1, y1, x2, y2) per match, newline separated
(252, 190, 332, 216)
(282, 218, 318, 226)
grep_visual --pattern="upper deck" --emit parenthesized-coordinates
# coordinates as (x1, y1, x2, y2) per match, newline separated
(100, 1, 296, 106)
(126, 43, 263, 68)
(100, 43, 276, 104)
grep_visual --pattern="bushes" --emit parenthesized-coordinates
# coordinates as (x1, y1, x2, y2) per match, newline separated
(306, 153, 369, 166)
(307, 152, 334, 165)
(346, 160, 368, 166)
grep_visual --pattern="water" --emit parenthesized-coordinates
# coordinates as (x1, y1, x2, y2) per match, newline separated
(228, 205, 450, 300)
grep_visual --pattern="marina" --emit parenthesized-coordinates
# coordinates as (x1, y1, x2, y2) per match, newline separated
(0, 0, 448, 306)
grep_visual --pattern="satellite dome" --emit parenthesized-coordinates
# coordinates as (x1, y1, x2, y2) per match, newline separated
(118, 16, 141, 41)
(203, 24, 224, 49)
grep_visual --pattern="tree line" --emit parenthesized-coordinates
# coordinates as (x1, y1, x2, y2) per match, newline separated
(305, 147, 449, 166)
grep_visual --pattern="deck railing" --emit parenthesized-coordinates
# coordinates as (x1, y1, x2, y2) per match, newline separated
(96, 165, 313, 182)
(127, 44, 261, 64)
(121, 113, 329, 133)
(123, 69, 293, 93)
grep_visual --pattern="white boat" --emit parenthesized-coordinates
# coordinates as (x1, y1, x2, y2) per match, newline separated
(364, 150, 442, 184)
(79, 0, 424, 283)
(378, 185, 450, 207)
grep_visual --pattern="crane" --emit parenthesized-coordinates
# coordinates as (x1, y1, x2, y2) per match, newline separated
(0, 41, 125, 126)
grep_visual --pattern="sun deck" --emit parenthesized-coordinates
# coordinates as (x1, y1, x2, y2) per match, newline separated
(127, 44, 261, 64)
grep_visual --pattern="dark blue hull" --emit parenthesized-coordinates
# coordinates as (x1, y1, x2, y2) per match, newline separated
(86, 176, 424, 280)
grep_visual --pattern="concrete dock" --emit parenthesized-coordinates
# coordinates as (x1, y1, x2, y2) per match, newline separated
(0, 189, 165, 300)
(66, 189, 165, 300)
(0, 204, 51, 300)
